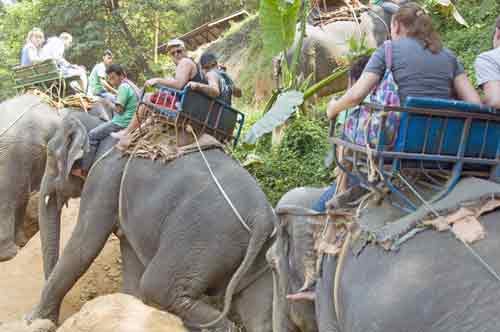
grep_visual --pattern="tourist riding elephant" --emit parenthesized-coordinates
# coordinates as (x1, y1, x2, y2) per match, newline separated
(273, 182, 500, 332)
(28, 111, 278, 331)
(282, 1, 400, 97)
(0, 94, 112, 261)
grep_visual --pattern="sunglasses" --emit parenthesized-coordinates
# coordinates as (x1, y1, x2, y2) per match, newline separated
(170, 49, 183, 56)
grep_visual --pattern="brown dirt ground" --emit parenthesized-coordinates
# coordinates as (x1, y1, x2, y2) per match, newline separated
(0, 198, 121, 325)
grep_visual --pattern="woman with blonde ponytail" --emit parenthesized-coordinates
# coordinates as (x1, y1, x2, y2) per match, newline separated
(327, 3, 480, 120)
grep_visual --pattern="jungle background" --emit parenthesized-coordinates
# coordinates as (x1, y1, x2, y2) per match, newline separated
(0, 0, 498, 204)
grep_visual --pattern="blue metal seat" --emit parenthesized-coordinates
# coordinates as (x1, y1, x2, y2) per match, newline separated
(330, 98, 500, 211)
(139, 85, 245, 146)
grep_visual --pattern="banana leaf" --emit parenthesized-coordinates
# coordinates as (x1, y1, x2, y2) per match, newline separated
(244, 90, 304, 144)
(260, 0, 302, 57)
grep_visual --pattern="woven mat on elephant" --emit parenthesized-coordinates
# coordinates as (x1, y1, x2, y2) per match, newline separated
(121, 117, 224, 163)
(29, 88, 95, 111)
(350, 178, 500, 253)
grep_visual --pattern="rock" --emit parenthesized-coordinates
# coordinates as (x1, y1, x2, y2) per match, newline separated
(56, 294, 187, 332)
(0, 319, 56, 332)
(0, 199, 121, 323)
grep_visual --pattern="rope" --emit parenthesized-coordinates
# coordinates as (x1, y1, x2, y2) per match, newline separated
(396, 173, 500, 282)
(0, 101, 45, 139)
(364, 112, 382, 183)
(334, 230, 351, 324)
(186, 125, 252, 234)
(344, 0, 362, 39)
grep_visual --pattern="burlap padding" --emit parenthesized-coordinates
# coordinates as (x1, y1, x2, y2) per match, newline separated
(122, 117, 224, 162)
(375, 178, 500, 243)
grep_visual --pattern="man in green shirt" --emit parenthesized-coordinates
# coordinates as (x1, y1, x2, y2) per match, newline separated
(88, 49, 116, 101)
(81, 64, 139, 173)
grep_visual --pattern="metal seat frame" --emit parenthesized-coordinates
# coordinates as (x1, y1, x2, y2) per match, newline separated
(139, 85, 245, 146)
(330, 103, 500, 212)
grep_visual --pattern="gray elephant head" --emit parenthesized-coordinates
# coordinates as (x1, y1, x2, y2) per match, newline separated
(38, 112, 103, 278)
(268, 187, 329, 332)
(280, 1, 407, 97)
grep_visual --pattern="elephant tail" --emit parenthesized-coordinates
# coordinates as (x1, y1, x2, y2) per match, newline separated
(196, 220, 273, 329)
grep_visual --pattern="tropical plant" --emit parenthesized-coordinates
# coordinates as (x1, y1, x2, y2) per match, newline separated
(259, 0, 302, 58)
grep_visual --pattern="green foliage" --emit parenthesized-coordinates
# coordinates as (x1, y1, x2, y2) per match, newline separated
(233, 103, 334, 205)
(259, 0, 301, 58)
(427, 0, 499, 82)
(343, 34, 376, 65)
(0, 0, 254, 90)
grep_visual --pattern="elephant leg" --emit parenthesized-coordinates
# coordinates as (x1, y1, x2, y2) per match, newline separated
(315, 255, 339, 332)
(139, 244, 234, 331)
(28, 174, 120, 323)
(233, 270, 273, 332)
(120, 236, 144, 296)
(0, 199, 18, 261)
(14, 193, 30, 247)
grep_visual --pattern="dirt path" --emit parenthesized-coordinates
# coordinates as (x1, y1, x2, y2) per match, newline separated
(0, 199, 121, 324)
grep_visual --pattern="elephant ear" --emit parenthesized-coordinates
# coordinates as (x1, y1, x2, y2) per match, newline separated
(61, 116, 90, 182)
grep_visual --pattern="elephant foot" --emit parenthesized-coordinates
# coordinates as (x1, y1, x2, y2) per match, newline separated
(15, 230, 29, 247)
(0, 242, 18, 261)
(25, 304, 58, 326)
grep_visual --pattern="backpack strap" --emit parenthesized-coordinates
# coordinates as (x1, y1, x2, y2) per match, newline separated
(384, 40, 393, 72)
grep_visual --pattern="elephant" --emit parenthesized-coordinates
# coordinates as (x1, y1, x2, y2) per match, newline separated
(0, 94, 112, 261)
(268, 187, 328, 332)
(28, 111, 279, 332)
(273, 182, 500, 332)
(280, 1, 401, 97)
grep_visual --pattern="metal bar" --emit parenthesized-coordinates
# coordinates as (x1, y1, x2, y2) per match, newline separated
(332, 143, 383, 196)
(400, 112, 411, 151)
(364, 103, 500, 121)
(437, 117, 447, 155)
(381, 173, 417, 211)
(421, 115, 432, 153)
(329, 137, 498, 165)
(479, 120, 489, 159)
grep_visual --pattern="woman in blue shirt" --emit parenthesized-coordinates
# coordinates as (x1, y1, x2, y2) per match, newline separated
(21, 28, 44, 66)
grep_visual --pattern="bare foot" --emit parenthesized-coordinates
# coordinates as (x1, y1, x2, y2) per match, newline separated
(71, 168, 87, 180)
(110, 130, 127, 139)
(286, 291, 316, 302)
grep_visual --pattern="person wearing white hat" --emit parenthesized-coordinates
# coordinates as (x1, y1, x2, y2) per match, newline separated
(143, 38, 203, 89)
(112, 38, 204, 144)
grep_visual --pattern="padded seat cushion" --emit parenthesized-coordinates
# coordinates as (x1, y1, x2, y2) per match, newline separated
(396, 97, 500, 159)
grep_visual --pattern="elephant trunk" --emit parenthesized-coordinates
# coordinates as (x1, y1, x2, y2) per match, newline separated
(267, 222, 290, 332)
(39, 185, 62, 280)
(315, 255, 340, 332)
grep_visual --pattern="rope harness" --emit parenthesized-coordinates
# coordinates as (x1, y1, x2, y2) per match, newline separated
(186, 125, 252, 234)
(397, 173, 500, 282)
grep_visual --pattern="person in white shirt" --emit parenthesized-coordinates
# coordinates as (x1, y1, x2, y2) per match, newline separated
(20, 28, 44, 66)
(41, 32, 88, 92)
(474, 15, 500, 109)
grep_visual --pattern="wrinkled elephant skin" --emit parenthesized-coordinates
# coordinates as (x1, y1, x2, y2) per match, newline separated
(274, 186, 500, 332)
(284, 3, 393, 97)
(30, 112, 276, 332)
(0, 94, 112, 262)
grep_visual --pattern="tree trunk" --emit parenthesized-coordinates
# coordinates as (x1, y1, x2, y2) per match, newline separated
(106, 0, 153, 76)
